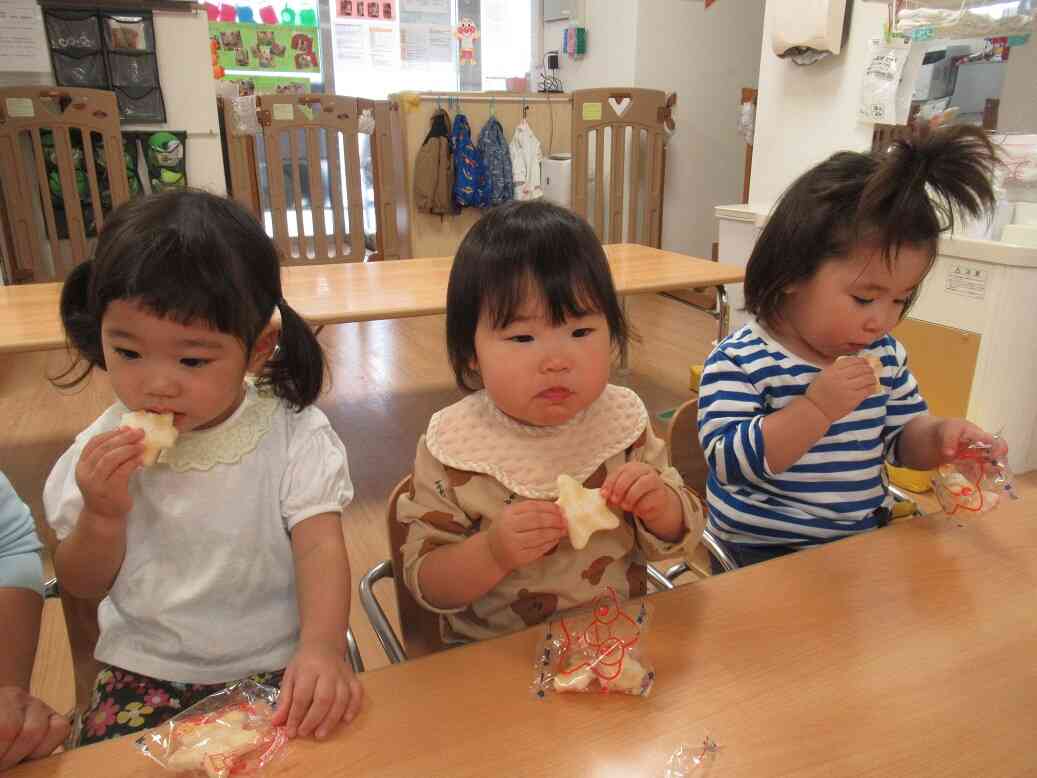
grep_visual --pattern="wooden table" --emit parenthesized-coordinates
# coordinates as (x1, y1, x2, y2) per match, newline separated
(13, 499, 1036, 777)
(0, 245, 744, 355)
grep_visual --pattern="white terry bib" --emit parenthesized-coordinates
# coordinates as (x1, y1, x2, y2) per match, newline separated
(426, 385, 648, 500)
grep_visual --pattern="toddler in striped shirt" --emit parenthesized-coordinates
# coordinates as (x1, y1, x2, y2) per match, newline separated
(698, 125, 1007, 569)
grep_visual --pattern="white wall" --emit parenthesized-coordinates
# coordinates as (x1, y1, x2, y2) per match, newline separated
(543, 0, 638, 90)
(634, 0, 765, 258)
(144, 11, 225, 195)
(749, 0, 886, 204)
(999, 39, 1037, 134)
(540, 0, 765, 258)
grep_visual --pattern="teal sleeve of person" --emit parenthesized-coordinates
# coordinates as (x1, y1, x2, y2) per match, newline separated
(0, 471, 44, 596)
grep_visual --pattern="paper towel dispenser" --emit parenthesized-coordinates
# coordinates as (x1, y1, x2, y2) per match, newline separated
(772, 0, 849, 63)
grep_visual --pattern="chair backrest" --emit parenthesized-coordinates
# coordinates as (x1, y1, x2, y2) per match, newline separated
(570, 88, 675, 247)
(666, 396, 709, 496)
(0, 87, 130, 282)
(221, 94, 400, 264)
(386, 475, 447, 659)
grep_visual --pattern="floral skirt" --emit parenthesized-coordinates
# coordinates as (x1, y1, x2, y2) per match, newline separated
(76, 665, 284, 746)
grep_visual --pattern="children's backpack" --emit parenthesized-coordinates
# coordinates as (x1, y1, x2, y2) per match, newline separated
(476, 115, 513, 207)
(450, 113, 491, 209)
(413, 108, 455, 215)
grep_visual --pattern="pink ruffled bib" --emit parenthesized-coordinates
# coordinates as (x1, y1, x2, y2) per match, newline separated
(425, 385, 648, 499)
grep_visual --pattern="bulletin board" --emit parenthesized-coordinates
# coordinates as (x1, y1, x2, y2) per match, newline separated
(209, 22, 320, 73)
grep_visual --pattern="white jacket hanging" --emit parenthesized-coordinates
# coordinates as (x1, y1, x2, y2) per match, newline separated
(509, 119, 543, 201)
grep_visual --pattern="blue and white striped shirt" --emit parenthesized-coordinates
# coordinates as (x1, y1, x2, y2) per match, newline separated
(697, 321, 928, 547)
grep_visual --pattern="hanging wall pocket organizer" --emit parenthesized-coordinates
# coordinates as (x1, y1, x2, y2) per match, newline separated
(45, 10, 108, 88)
(43, 8, 166, 123)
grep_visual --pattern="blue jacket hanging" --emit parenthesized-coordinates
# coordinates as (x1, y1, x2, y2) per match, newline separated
(451, 112, 491, 209)
(477, 115, 513, 207)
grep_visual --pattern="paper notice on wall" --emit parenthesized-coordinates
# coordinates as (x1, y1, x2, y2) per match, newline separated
(427, 25, 453, 61)
(945, 264, 988, 300)
(334, 22, 367, 65)
(401, 23, 452, 66)
(0, 1, 51, 73)
(401, 0, 450, 16)
(369, 25, 398, 70)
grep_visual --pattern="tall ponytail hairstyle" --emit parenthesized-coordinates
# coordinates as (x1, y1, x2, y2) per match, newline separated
(51, 189, 326, 410)
(744, 124, 999, 326)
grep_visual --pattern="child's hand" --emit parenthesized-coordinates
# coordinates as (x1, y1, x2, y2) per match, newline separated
(934, 419, 1009, 464)
(805, 358, 877, 423)
(487, 501, 567, 573)
(601, 463, 681, 530)
(273, 641, 363, 739)
(76, 427, 145, 521)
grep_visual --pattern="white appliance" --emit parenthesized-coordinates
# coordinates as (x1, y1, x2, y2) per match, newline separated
(912, 48, 952, 101)
(542, 153, 572, 208)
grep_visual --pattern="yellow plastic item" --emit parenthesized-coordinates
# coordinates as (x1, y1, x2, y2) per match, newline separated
(689, 364, 704, 392)
(891, 499, 918, 519)
(886, 464, 932, 494)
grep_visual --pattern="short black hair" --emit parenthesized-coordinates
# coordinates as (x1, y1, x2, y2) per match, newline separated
(55, 189, 326, 409)
(745, 124, 998, 326)
(446, 200, 630, 391)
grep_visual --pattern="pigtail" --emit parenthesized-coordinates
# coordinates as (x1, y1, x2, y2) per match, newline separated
(258, 300, 326, 410)
(859, 124, 999, 260)
(50, 260, 104, 389)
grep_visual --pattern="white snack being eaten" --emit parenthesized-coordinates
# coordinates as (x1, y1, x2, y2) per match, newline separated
(836, 354, 883, 392)
(121, 410, 179, 466)
(556, 473, 620, 550)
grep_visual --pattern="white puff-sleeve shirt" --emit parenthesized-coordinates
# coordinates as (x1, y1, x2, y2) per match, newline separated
(44, 384, 353, 684)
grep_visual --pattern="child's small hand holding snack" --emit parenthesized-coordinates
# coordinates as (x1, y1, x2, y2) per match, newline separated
(806, 357, 880, 423)
(601, 463, 683, 542)
(75, 427, 146, 522)
(487, 501, 567, 573)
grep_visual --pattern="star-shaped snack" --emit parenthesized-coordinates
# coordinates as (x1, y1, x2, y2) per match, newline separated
(556, 473, 620, 550)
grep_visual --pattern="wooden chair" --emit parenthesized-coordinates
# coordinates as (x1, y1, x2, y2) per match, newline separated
(220, 94, 400, 264)
(358, 476, 445, 664)
(358, 476, 676, 665)
(569, 88, 730, 348)
(665, 397, 739, 578)
(0, 87, 130, 283)
(570, 88, 674, 247)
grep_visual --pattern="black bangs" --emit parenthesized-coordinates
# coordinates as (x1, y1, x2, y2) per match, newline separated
(446, 200, 630, 391)
(745, 125, 997, 327)
(88, 190, 281, 348)
(482, 235, 611, 332)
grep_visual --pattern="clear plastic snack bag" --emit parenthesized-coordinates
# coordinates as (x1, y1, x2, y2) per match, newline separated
(932, 436, 1018, 516)
(532, 586, 654, 698)
(136, 680, 287, 778)
(663, 737, 721, 776)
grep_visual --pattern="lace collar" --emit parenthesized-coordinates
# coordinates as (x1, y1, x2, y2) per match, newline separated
(153, 383, 279, 472)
